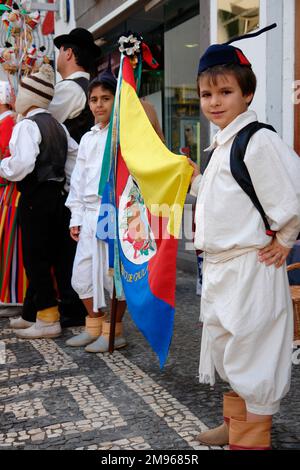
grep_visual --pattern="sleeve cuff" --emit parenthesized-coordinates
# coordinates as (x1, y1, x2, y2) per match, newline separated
(276, 232, 297, 249)
(190, 174, 202, 197)
(69, 213, 83, 228)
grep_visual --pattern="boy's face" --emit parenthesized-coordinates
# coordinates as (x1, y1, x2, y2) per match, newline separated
(89, 85, 114, 126)
(199, 73, 253, 130)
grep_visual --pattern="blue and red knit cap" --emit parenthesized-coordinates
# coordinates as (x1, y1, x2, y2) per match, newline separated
(98, 58, 117, 92)
(198, 23, 277, 74)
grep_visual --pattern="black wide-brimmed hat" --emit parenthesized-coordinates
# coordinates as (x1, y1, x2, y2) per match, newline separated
(54, 28, 101, 59)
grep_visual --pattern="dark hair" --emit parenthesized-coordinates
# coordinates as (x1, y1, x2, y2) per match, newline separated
(63, 44, 95, 74)
(88, 79, 116, 99)
(197, 64, 257, 100)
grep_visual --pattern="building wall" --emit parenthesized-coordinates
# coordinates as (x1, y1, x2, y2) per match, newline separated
(74, 0, 124, 27)
(74, 0, 147, 35)
(282, 0, 294, 147)
(55, 0, 76, 36)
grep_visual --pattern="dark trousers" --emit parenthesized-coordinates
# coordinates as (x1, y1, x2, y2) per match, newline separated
(19, 183, 64, 313)
(54, 198, 87, 322)
(20, 186, 86, 323)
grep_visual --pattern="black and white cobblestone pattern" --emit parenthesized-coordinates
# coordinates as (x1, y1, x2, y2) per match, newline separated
(0, 270, 299, 450)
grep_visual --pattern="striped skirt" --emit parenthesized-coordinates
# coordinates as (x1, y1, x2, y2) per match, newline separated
(0, 182, 27, 305)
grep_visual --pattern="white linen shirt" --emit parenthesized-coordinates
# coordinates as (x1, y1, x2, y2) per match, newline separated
(48, 71, 90, 124)
(65, 124, 108, 228)
(0, 108, 78, 187)
(191, 110, 300, 253)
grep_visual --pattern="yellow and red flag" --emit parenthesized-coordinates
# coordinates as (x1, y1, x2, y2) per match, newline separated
(98, 55, 193, 367)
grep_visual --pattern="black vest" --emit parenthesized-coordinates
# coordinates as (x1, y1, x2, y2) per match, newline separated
(17, 113, 68, 196)
(63, 77, 95, 144)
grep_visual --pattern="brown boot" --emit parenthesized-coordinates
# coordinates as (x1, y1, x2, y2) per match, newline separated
(229, 416, 272, 450)
(66, 315, 107, 347)
(85, 320, 127, 353)
(196, 391, 246, 446)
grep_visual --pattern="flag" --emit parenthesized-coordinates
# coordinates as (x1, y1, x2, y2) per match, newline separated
(42, 0, 54, 35)
(98, 55, 193, 367)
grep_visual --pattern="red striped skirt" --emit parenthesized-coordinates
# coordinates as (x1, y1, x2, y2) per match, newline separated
(0, 181, 27, 304)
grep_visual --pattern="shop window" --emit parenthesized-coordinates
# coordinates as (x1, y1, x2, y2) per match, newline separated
(164, 14, 200, 164)
(218, 0, 260, 43)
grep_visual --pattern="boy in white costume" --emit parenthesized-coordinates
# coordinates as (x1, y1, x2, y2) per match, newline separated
(189, 28, 300, 450)
(65, 68, 127, 352)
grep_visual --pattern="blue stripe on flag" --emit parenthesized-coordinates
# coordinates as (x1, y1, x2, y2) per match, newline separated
(119, 250, 175, 368)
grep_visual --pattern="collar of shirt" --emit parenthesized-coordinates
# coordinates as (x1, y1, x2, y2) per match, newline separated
(0, 110, 13, 121)
(205, 109, 258, 152)
(64, 71, 90, 81)
(91, 123, 109, 134)
(26, 108, 51, 118)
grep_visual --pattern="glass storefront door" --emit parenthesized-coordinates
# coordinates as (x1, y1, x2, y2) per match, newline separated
(164, 14, 200, 165)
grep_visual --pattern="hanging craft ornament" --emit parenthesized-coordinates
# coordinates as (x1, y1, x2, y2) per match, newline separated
(118, 31, 159, 68)
(22, 42, 36, 73)
(25, 10, 40, 30)
(0, 0, 46, 98)
(3, 2, 22, 36)
(0, 1, 13, 10)
(34, 45, 49, 70)
(118, 33, 142, 56)
(1, 40, 17, 74)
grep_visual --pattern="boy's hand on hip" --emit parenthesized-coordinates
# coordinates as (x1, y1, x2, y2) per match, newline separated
(188, 158, 200, 183)
(70, 226, 80, 242)
(258, 238, 290, 268)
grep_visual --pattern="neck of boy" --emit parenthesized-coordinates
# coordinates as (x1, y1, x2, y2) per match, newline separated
(99, 121, 108, 129)
(24, 106, 41, 116)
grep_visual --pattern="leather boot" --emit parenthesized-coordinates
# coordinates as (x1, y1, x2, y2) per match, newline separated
(229, 416, 272, 450)
(85, 320, 127, 353)
(66, 315, 106, 347)
(196, 391, 246, 446)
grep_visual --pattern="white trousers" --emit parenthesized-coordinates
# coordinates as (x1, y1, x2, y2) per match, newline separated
(199, 250, 293, 415)
(71, 209, 113, 312)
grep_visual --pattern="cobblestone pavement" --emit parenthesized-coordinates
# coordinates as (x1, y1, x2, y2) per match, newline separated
(0, 270, 300, 450)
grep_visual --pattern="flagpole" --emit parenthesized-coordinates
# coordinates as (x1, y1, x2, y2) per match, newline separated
(109, 284, 118, 353)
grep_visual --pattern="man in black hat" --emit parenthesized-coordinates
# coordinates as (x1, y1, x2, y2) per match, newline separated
(14, 29, 101, 329)
(48, 28, 101, 328)
(49, 28, 101, 145)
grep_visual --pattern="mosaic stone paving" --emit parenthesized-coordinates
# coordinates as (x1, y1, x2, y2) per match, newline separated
(0, 271, 300, 450)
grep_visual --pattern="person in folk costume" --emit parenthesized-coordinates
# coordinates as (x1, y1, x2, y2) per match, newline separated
(49, 28, 101, 144)
(66, 34, 164, 352)
(0, 65, 79, 339)
(48, 28, 102, 329)
(188, 25, 300, 450)
(64, 67, 127, 352)
(0, 80, 27, 307)
(9, 28, 102, 330)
